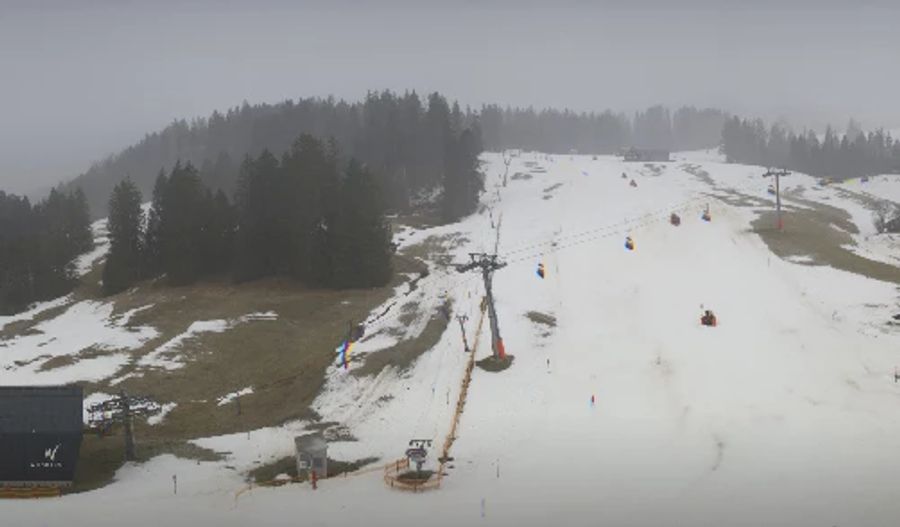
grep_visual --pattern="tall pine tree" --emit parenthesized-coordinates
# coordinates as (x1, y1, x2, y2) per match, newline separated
(330, 160, 393, 288)
(102, 179, 144, 295)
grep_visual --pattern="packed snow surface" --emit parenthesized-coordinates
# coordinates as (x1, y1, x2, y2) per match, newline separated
(6, 152, 900, 527)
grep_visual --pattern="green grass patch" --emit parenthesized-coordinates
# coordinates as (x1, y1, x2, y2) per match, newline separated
(752, 210, 900, 284)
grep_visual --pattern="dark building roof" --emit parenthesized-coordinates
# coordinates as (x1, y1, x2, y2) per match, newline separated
(0, 386, 83, 434)
(294, 433, 327, 454)
(0, 386, 84, 485)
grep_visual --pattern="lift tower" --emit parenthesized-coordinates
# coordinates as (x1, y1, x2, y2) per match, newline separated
(456, 253, 507, 359)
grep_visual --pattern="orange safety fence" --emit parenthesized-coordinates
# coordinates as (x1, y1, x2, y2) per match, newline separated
(438, 300, 488, 472)
(383, 296, 487, 493)
(382, 457, 440, 493)
(0, 486, 62, 499)
(234, 297, 489, 501)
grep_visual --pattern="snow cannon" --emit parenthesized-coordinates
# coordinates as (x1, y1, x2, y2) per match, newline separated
(624, 236, 635, 251)
(700, 310, 718, 327)
(670, 213, 681, 226)
(629, 179, 638, 188)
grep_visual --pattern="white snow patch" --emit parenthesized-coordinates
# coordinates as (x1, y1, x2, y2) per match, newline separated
(239, 311, 278, 322)
(0, 300, 159, 385)
(0, 295, 71, 332)
(82, 392, 115, 424)
(216, 387, 254, 406)
(138, 320, 229, 371)
(784, 254, 815, 264)
(147, 403, 177, 426)
(138, 312, 277, 371)
(73, 218, 110, 276)
(109, 371, 140, 386)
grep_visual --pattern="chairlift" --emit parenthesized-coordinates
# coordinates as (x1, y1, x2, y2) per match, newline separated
(700, 309, 718, 327)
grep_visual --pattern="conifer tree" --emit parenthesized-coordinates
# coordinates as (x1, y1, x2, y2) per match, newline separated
(103, 179, 144, 295)
(143, 170, 167, 276)
(158, 162, 207, 285)
(330, 160, 392, 288)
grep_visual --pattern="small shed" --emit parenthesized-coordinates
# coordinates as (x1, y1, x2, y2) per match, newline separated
(294, 433, 327, 479)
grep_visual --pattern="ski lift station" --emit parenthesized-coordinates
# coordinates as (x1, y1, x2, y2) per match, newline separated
(620, 147, 671, 162)
(0, 385, 83, 490)
(294, 433, 328, 479)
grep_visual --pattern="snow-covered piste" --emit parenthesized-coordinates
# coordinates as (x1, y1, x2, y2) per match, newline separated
(6, 151, 900, 527)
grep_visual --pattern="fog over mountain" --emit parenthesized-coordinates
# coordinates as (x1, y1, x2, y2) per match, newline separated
(2, 0, 899, 195)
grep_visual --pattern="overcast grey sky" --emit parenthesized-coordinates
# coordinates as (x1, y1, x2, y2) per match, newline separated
(2, 0, 899, 194)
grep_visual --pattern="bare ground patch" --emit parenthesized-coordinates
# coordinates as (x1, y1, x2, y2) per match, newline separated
(542, 183, 563, 201)
(248, 455, 380, 483)
(400, 233, 468, 269)
(69, 249, 426, 490)
(352, 299, 452, 377)
(681, 163, 899, 283)
(525, 311, 557, 327)
(0, 302, 72, 341)
(476, 354, 515, 372)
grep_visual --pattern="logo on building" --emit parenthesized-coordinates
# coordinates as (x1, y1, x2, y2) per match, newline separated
(30, 444, 63, 469)
(45, 444, 60, 462)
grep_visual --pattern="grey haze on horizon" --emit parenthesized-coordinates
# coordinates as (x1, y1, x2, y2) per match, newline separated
(2, 0, 899, 196)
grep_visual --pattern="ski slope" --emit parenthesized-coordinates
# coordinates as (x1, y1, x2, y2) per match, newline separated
(5, 152, 900, 527)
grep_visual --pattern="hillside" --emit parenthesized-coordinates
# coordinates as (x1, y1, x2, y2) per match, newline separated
(58, 96, 725, 219)
(4, 151, 900, 526)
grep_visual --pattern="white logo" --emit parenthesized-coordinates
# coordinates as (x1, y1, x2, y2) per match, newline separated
(30, 443, 63, 469)
(44, 444, 60, 462)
